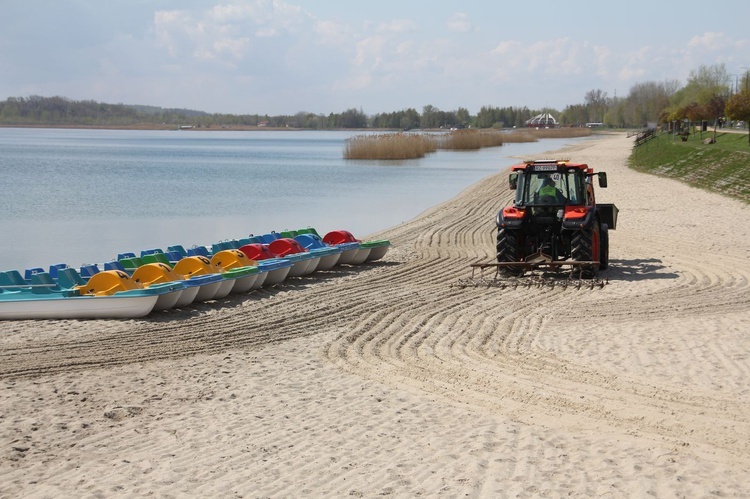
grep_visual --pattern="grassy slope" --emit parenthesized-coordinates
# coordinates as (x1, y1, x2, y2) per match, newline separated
(629, 130, 750, 203)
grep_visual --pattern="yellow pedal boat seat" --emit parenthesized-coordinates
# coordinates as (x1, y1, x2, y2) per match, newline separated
(132, 263, 185, 286)
(79, 270, 142, 296)
(173, 255, 221, 277)
(210, 249, 258, 271)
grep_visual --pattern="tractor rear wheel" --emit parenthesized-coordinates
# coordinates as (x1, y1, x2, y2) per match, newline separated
(571, 220, 600, 278)
(496, 227, 524, 277)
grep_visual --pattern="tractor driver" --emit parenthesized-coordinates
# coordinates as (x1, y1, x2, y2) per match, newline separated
(538, 176, 567, 204)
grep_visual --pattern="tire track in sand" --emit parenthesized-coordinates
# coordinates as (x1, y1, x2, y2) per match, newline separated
(325, 134, 750, 462)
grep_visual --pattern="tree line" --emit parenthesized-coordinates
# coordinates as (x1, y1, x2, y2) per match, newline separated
(1, 63, 749, 131)
(560, 64, 750, 131)
(0, 95, 541, 130)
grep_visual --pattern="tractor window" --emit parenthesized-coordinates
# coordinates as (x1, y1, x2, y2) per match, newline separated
(516, 170, 584, 206)
(563, 170, 584, 203)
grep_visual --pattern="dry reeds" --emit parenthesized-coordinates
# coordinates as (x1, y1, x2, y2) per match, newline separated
(344, 133, 437, 160)
(496, 131, 537, 143)
(438, 129, 505, 150)
(343, 127, 592, 160)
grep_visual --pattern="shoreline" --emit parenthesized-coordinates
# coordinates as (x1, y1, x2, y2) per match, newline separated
(0, 123, 327, 131)
(0, 123, 599, 134)
(1, 132, 749, 496)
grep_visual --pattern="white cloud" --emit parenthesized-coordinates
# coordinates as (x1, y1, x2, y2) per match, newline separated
(446, 13, 475, 33)
(395, 41, 413, 55)
(687, 31, 728, 51)
(617, 45, 655, 81)
(213, 36, 251, 59)
(490, 38, 584, 76)
(314, 20, 353, 46)
(332, 73, 372, 92)
(208, 3, 253, 23)
(153, 0, 316, 66)
(256, 27, 278, 37)
(492, 40, 523, 55)
(592, 45, 610, 78)
(354, 36, 386, 68)
(7, 1, 750, 115)
(376, 19, 417, 34)
(154, 10, 192, 57)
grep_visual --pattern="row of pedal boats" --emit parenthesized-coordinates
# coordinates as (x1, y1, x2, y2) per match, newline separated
(0, 228, 391, 320)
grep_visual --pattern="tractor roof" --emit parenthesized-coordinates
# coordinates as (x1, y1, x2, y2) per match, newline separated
(510, 159, 590, 172)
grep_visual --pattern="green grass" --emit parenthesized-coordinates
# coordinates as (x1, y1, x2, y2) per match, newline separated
(629, 130, 750, 203)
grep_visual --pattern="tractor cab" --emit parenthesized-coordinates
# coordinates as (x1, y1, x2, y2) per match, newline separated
(508, 159, 607, 210)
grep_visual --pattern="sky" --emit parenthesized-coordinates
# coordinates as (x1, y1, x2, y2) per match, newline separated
(1, 0, 748, 116)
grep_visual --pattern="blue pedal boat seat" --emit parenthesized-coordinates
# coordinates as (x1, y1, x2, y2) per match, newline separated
(167, 245, 188, 258)
(79, 264, 101, 278)
(104, 260, 127, 272)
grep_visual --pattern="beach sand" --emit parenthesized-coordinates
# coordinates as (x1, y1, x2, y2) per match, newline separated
(1, 132, 749, 497)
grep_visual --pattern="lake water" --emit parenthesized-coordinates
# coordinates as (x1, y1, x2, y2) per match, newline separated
(0, 128, 592, 271)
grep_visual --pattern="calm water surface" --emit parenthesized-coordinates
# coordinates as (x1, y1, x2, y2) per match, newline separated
(0, 128, 592, 271)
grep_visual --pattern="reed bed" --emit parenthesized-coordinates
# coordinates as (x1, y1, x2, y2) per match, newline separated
(343, 127, 591, 160)
(496, 131, 537, 143)
(437, 129, 505, 150)
(344, 133, 438, 159)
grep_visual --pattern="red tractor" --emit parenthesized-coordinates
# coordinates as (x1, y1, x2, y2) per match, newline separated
(495, 159, 618, 278)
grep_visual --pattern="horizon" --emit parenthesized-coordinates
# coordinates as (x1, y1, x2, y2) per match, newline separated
(0, 94, 558, 119)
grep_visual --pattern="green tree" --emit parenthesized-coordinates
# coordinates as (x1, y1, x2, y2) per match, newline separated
(475, 105, 499, 128)
(337, 108, 367, 128)
(561, 103, 588, 126)
(421, 105, 439, 129)
(584, 89, 608, 123)
(624, 80, 678, 126)
(667, 64, 730, 123)
(456, 107, 471, 126)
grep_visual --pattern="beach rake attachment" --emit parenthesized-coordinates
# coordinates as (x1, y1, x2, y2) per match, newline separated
(453, 257, 609, 290)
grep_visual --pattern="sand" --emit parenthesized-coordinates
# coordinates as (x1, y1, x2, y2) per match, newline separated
(1, 132, 749, 497)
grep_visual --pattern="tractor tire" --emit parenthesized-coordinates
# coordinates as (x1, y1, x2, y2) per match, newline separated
(496, 227, 524, 277)
(599, 223, 609, 270)
(571, 219, 600, 279)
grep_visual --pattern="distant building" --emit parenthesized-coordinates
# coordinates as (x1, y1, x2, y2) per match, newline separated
(258, 121, 269, 127)
(525, 113, 558, 128)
